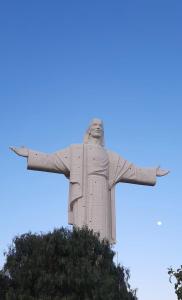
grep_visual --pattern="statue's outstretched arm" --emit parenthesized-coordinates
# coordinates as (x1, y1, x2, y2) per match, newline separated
(111, 154, 170, 186)
(118, 163, 170, 186)
(10, 146, 70, 176)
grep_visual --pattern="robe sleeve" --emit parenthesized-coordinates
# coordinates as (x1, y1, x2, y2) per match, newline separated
(108, 151, 157, 187)
(27, 147, 70, 177)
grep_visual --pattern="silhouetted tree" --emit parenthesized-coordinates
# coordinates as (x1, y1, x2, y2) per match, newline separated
(168, 266, 182, 300)
(0, 227, 137, 300)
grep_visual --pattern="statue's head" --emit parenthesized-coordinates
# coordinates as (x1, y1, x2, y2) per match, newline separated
(84, 118, 104, 146)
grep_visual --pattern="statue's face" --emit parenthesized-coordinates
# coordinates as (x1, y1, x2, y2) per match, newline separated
(89, 119, 103, 138)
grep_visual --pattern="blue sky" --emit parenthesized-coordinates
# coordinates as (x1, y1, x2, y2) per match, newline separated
(0, 1, 182, 299)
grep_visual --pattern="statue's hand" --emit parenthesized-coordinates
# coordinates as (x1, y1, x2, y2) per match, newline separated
(9, 146, 29, 157)
(156, 166, 170, 177)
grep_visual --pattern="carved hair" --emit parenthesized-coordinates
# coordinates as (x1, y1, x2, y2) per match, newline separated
(84, 119, 105, 146)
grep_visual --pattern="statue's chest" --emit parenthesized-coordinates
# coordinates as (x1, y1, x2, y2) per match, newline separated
(86, 145, 109, 176)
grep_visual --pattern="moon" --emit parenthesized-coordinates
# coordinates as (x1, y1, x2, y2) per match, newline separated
(157, 221, 162, 226)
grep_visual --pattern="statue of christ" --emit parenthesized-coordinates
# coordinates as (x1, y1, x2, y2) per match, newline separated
(10, 119, 169, 243)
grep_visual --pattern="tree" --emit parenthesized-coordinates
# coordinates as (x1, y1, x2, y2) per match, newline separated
(0, 227, 137, 300)
(168, 266, 182, 300)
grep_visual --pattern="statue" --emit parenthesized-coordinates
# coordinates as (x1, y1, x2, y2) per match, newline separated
(10, 119, 169, 244)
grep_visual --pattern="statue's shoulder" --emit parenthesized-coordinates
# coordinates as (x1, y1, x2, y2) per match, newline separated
(107, 149, 126, 165)
(55, 144, 83, 160)
(70, 143, 83, 147)
(70, 144, 84, 157)
(107, 149, 120, 161)
(56, 144, 82, 151)
(54, 146, 71, 157)
(70, 144, 83, 150)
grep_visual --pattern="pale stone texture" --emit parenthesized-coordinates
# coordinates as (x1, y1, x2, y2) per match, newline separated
(10, 119, 169, 244)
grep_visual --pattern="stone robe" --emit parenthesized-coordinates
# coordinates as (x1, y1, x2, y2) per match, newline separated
(27, 144, 156, 243)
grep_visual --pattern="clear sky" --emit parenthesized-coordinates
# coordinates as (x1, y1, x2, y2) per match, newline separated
(0, 1, 182, 299)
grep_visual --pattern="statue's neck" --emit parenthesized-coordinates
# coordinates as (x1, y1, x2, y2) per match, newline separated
(87, 136, 102, 146)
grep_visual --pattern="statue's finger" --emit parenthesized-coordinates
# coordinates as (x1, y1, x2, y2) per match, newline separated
(165, 170, 170, 175)
(160, 169, 170, 176)
(9, 146, 15, 151)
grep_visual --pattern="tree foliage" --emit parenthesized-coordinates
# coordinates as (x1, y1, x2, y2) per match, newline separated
(168, 266, 182, 300)
(0, 227, 137, 300)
